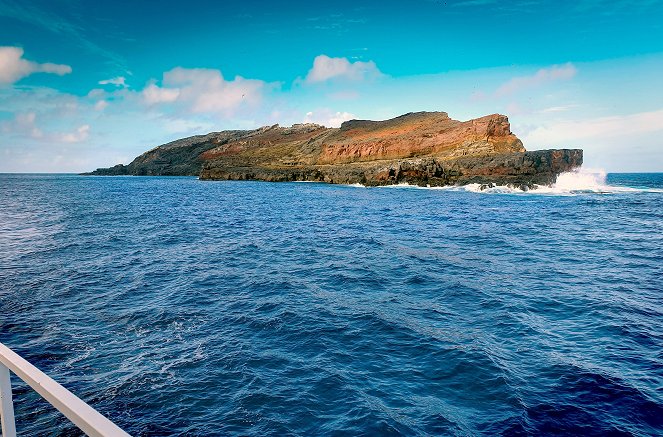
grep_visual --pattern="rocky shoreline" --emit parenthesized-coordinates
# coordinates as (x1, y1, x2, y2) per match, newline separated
(199, 150, 583, 189)
(85, 111, 583, 189)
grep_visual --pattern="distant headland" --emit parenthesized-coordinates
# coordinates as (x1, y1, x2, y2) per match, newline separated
(83, 111, 582, 189)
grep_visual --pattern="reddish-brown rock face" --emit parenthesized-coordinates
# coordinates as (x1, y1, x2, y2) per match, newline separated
(316, 112, 524, 164)
(85, 110, 582, 189)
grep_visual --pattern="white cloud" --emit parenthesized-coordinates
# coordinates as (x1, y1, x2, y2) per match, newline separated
(304, 109, 355, 127)
(1, 111, 89, 143)
(142, 83, 180, 104)
(304, 55, 382, 83)
(496, 63, 577, 97)
(0, 46, 72, 84)
(99, 76, 127, 87)
(56, 124, 90, 143)
(141, 67, 266, 115)
(523, 108, 663, 145)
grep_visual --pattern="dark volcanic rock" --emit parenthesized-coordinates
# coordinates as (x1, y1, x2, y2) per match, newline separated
(85, 111, 583, 188)
(199, 149, 583, 188)
(83, 130, 255, 176)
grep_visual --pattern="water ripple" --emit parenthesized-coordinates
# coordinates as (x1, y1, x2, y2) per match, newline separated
(1, 173, 662, 436)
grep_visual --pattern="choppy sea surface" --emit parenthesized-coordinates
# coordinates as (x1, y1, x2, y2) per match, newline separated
(0, 170, 662, 436)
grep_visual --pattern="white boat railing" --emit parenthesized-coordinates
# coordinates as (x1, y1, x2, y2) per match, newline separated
(0, 342, 130, 436)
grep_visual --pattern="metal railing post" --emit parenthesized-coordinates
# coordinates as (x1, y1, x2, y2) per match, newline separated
(0, 362, 16, 437)
(0, 343, 130, 436)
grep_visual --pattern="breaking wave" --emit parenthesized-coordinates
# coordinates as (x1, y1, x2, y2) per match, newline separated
(530, 168, 643, 195)
(373, 168, 663, 195)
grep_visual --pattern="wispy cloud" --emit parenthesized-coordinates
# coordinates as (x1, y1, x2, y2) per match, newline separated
(304, 12, 367, 34)
(571, 0, 662, 15)
(524, 108, 663, 144)
(0, 85, 79, 115)
(99, 76, 128, 87)
(427, 0, 543, 15)
(94, 100, 108, 111)
(0, 111, 42, 137)
(496, 63, 577, 97)
(0, 46, 71, 84)
(0, 0, 127, 72)
(539, 104, 581, 113)
(441, 0, 663, 17)
(1, 111, 89, 143)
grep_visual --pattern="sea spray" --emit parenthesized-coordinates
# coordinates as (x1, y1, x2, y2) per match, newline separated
(367, 167, 661, 195)
(535, 167, 649, 194)
(553, 167, 608, 191)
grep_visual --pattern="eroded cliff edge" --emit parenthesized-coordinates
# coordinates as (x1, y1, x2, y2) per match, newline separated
(85, 111, 582, 188)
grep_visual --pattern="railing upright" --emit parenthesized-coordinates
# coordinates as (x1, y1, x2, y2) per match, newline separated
(0, 362, 16, 437)
(0, 342, 130, 436)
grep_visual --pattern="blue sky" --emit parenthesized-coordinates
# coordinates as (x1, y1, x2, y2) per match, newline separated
(1, 0, 662, 172)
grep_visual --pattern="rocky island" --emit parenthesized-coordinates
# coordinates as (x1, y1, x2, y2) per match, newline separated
(85, 111, 582, 188)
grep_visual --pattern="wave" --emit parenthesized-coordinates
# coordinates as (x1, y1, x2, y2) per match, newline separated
(369, 168, 663, 195)
(514, 168, 660, 195)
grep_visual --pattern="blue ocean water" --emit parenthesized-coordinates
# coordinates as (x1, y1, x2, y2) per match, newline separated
(0, 171, 662, 436)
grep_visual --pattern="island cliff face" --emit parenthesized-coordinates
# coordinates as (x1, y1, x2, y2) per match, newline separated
(85, 111, 582, 188)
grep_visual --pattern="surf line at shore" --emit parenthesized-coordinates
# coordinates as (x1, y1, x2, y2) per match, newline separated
(349, 168, 663, 195)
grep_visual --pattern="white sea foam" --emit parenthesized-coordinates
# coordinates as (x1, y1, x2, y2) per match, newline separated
(530, 167, 661, 195)
(552, 168, 610, 191)
(361, 167, 661, 195)
(457, 167, 652, 195)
